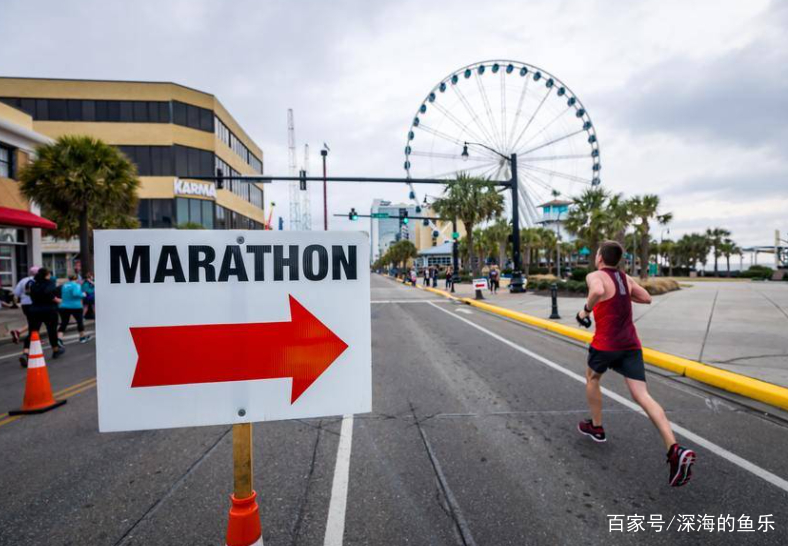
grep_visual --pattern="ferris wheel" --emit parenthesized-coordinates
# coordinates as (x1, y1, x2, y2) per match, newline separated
(404, 60, 601, 227)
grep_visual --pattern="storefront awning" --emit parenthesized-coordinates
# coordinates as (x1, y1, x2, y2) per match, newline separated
(0, 207, 57, 230)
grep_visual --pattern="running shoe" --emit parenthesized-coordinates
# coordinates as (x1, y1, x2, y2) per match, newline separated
(79, 335, 92, 344)
(10, 330, 20, 344)
(57, 338, 65, 349)
(667, 444, 696, 487)
(19, 354, 27, 368)
(577, 419, 606, 442)
(52, 346, 65, 359)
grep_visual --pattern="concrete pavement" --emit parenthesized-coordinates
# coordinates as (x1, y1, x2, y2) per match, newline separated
(444, 279, 788, 388)
(0, 275, 786, 544)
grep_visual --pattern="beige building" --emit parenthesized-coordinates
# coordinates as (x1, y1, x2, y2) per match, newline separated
(0, 77, 266, 229)
(0, 101, 55, 286)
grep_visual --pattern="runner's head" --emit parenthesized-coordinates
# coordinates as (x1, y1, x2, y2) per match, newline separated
(596, 240, 624, 269)
(29, 266, 40, 276)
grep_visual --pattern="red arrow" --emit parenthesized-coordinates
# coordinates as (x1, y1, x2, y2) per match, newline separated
(129, 295, 348, 403)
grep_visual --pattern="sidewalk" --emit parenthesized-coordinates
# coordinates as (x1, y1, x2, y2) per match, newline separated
(439, 279, 788, 389)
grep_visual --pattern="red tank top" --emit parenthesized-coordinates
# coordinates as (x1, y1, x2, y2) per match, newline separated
(591, 268, 641, 351)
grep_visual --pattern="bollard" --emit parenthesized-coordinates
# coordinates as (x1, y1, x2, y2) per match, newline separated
(549, 283, 561, 319)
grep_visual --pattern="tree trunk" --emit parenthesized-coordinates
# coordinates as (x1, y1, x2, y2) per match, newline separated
(714, 247, 719, 277)
(639, 231, 650, 280)
(498, 243, 505, 270)
(466, 223, 477, 276)
(79, 206, 92, 276)
(668, 255, 674, 277)
(726, 256, 730, 276)
(524, 243, 531, 274)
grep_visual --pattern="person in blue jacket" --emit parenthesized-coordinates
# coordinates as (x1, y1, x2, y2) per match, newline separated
(58, 274, 91, 344)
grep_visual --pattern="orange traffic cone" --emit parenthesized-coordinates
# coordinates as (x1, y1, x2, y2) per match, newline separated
(9, 331, 67, 415)
(226, 491, 263, 546)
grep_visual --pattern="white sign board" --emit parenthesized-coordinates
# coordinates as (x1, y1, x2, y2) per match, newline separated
(95, 230, 371, 432)
(473, 278, 488, 290)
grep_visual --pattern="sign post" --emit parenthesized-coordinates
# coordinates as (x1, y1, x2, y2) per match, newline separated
(94, 230, 371, 544)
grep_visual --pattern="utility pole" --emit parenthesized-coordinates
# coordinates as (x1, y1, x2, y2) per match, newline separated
(287, 109, 301, 230)
(321, 145, 329, 231)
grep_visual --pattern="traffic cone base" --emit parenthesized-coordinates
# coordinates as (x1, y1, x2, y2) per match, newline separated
(10, 332, 66, 415)
(226, 490, 263, 546)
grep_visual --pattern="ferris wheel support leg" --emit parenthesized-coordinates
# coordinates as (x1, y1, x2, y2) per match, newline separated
(508, 153, 526, 293)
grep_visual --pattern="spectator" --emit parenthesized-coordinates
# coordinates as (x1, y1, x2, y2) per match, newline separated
(489, 264, 501, 294)
(445, 266, 454, 290)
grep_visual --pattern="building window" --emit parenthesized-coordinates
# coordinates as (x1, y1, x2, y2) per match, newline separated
(175, 197, 214, 229)
(0, 97, 172, 123)
(137, 199, 174, 228)
(0, 146, 11, 178)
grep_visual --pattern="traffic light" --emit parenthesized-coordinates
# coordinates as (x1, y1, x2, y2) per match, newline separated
(348, 208, 358, 221)
(401, 210, 409, 224)
(422, 219, 429, 226)
(216, 167, 224, 190)
(452, 231, 460, 240)
(299, 169, 307, 191)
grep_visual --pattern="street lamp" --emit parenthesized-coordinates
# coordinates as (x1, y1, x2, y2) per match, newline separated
(321, 144, 330, 231)
(460, 141, 525, 293)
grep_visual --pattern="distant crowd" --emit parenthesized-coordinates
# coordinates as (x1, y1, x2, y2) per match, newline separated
(5, 265, 95, 367)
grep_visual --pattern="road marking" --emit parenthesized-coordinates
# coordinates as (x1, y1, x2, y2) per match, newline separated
(371, 299, 447, 304)
(455, 308, 473, 315)
(0, 331, 96, 362)
(324, 414, 354, 546)
(0, 377, 97, 430)
(428, 302, 788, 494)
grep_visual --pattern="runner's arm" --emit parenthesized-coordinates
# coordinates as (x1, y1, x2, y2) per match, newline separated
(579, 272, 605, 318)
(627, 276, 652, 304)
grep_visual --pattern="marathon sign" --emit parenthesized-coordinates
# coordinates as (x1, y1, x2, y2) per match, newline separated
(94, 230, 371, 432)
(174, 179, 217, 199)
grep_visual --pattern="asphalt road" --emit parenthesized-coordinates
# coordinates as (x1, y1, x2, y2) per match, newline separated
(1, 275, 787, 545)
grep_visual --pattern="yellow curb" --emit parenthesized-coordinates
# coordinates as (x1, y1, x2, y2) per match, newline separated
(380, 274, 788, 412)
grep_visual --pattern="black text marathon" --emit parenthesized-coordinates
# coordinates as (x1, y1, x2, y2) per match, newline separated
(110, 244, 358, 284)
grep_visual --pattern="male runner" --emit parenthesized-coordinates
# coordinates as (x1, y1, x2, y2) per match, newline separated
(576, 241, 696, 487)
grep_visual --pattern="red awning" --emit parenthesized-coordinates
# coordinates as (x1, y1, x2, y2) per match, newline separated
(0, 207, 57, 230)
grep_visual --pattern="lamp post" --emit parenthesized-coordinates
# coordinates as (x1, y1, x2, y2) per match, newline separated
(659, 228, 670, 276)
(321, 145, 329, 231)
(461, 142, 525, 293)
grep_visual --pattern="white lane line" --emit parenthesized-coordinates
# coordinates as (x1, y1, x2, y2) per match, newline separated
(428, 302, 788, 494)
(455, 308, 473, 315)
(324, 414, 354, 546)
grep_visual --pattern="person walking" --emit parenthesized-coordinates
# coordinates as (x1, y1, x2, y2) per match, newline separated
(489, 264, 500, 294)
(26, 268, 65, 360)
(12, 266, 39, 367)
(58, 274, 92, 344)
(410, 267, 418, 287)
(423, 266, 429, 286)
(82, 272, 96, 320)
(445, 266, 453, 290)
(431, 266, 438, 288)
(576, 241, 696, 487)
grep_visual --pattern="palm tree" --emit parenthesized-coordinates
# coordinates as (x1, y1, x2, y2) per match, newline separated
(719, 238, 741, 276)
(432, 173, 504, 276)
(603, 193, 633, 244)
(485, 217, 511, 267)
(19, 135, 140, 275)
(520, 227, 542, 274)
(536, 227, 558, 274)
(660, 239, 676, 277)
(706, 227, 732, 276)
(628, 195, 672, 279)
(564, 187, 609, 270)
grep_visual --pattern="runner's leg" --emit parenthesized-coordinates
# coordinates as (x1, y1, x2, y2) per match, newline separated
(625, 378, 676, 450)
(585, 366, 604, 427)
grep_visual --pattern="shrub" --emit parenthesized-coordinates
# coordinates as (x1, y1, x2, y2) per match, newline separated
(569, 267, 589, 282)
(566, 280, 587, 293)
(635, 278, 680, 295)
(739, 265, 774, 280)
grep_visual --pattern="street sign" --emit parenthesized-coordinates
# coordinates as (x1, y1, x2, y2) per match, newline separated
(371, 212, 389, 219)
(94, 230, 371, 432)
(473, 278, 488, 290)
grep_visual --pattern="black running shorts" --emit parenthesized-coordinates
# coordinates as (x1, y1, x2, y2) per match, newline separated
(587, 347, 646, 382)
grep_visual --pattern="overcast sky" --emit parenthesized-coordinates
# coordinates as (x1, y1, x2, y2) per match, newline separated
(1, 0, 785, 247)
